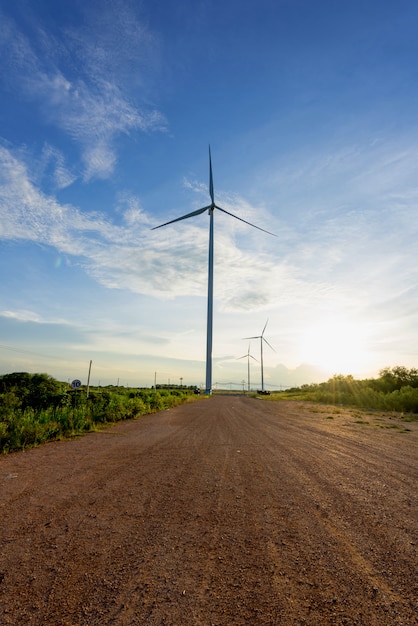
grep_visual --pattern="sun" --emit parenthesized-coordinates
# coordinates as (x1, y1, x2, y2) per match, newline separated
(299, 319, 370, 375)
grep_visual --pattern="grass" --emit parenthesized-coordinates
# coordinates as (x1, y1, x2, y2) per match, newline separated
(267, 369, 418, 416)
(0, 383, 202, 454)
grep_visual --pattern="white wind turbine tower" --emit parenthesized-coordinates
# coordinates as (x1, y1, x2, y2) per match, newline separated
(244, 320, 275, 393)
(152, 147, 277, 395)
(238, 343, 258, 392)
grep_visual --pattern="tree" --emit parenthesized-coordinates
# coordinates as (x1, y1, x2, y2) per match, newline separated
(0, 372, 63, 411)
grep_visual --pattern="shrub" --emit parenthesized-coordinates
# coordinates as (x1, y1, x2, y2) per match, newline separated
(0, 372, 198, 453)
(277, 368, 418, 414)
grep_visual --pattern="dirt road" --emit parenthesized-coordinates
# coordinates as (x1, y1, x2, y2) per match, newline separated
(0, 396, 417, 625)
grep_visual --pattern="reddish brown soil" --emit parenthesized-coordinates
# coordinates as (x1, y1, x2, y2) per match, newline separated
(0, 396, 417, 625)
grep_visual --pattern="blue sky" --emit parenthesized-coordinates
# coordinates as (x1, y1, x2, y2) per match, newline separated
(1, 0, 418, 389)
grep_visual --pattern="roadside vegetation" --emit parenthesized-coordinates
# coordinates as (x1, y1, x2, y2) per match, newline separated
(268, 366, 418, 417)
(0, 372, 200, 454)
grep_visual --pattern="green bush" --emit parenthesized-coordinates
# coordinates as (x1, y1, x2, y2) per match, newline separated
(279, 368, 418, 414)
(0, 373, 198, 453)
(0, 372, 64, 411)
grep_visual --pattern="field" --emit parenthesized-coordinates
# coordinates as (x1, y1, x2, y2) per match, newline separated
(0, 395, 417, 625)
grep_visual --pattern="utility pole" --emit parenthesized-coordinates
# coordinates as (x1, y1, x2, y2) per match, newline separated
(86, 360, 92, 398)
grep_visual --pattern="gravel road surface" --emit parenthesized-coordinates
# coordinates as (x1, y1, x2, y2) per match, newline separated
(0, 396, 417, 625)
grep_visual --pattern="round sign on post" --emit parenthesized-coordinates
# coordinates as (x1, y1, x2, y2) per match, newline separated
(71, 379, 82, 389)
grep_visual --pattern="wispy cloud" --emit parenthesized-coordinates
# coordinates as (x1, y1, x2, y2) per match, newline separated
(0, 145, 290, 306)
(0, 310, 44, 323)
(183, 177, 208, 194)
(0, 308, 74, 327)
(2, 128, 418, 328)
(265, 131, 418, 214)
(65, 1, 161, 87)
(38, 143, 77, 190)
(0, 3, 166, 180)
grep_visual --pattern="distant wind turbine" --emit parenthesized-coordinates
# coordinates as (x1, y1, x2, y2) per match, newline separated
(238, 343, 258, 392)
(152, 147, 277, 395)
(244, 320, 275, 392)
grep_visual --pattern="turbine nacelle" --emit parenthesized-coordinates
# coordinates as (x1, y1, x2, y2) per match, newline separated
(152, 146, 277, 237)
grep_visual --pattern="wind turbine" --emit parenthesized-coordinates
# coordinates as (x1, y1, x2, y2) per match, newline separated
(152, 147, 277, 395)
(238, 343, 258, 392)
(244, 320, 275, 392)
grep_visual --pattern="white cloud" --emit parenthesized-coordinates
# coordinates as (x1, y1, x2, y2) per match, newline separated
(0, 148, 315, 323)
(183, 177, 208, 194)
(64, 0, 160, 89)
(0, 309, 72, 327)
(0, 310, 43, 323)
(39, 144, 77, 189)
(2, 128, 418, 332)
(115, 192, 154, 227)
(0, 146, 290, 306)
(0, 5, 166, 180)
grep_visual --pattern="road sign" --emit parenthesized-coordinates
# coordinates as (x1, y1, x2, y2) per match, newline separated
(71, 379, 82, 389)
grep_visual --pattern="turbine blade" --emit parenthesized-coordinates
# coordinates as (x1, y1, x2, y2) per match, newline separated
(215, 206, 277, 237)
(243, 335, 261, 340)
(209, 145, 214, 205)
(151, 205, 211, 230)
(261, 319, 269, 336)
(262, 337, 276, 352)
(238, 353, 259, 361)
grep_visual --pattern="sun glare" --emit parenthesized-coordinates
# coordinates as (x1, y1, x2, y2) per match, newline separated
(299, 320, 370, 375)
